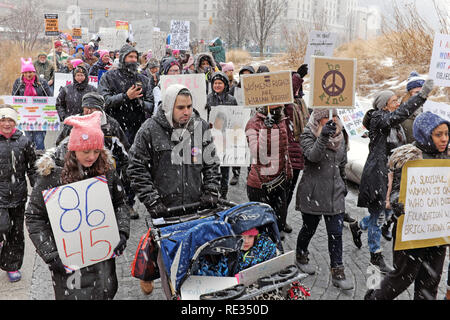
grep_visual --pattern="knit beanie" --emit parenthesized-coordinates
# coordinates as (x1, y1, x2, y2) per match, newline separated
(413, 111, 450, 152)
(220, 62, 234, 72)
(0, 105, 18, 124)
(71, 59, 84, 68)
(21, 58, 36, 73)
(54, 41, 62, 48)
(312, 108, 337, 122)
(82, 92, 105, 110)
(242, 228, 259, 236)
(406, 71, 425, 92)
(372, 90, 395, 110)
(64, 111, 104, 151)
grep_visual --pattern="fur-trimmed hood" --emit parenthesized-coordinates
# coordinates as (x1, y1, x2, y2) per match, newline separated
(387, 143, 423, 171)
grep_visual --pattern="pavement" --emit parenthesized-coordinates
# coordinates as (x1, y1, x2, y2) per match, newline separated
(1, 131, 448, 300)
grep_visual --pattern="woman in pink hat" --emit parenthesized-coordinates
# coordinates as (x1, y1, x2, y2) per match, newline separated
(25, 111, 130, 300)
(11, 58, 52, 151)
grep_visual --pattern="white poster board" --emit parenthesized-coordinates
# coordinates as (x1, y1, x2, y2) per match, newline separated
(98, 27, 128, 51)
(428, 33, 450, 87)
(170, 20, 190, 51)
(209, 106, 251, 166)
(43, 175, 120, 270)
(152, 30, 167, 60)
(180, 276, 238, 300)
(160, 74, 207, 120)
(337, 99, 367, 137)
(131, 19, 154, 52)
(1, 96, 60, 131)
(53, 73, 98, 97)
(304, 31, 337, 65)
(423, 100, 450, 122)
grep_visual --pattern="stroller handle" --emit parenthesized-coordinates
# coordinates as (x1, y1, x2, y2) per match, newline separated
(166, 198, 237, 214)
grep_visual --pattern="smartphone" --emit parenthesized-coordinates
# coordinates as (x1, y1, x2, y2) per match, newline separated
(135, 81, 143, 89)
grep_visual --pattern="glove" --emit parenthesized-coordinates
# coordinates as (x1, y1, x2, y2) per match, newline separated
(297, 64, 308, 78)
(418, 79, 434, 99)
(146, 200, 168, 219)
(113, 232, 127, 257)
(263, 114, 276, 128)
(200, 192, 219, 209)
(321, 120, 337, 138)
(48, 256, 72, 274)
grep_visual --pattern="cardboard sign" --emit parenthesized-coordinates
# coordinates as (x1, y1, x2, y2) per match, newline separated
(44, 13, 59, 36)
(72, 27, 82, 39)
(241, 71, 294, 107)
(53, 73, 98, 97)
(180, 276, 238, 300)
(209, 106, 252, 166)
(428, 33, 450, 87)
(337, 99, 367, 137)
(304, 31, 337, 65)
(160, 74, 207, 120)
(395, 159, 450, 251)
(309, 56, 356, 109)
(236, 251, 296, 286)
(170, 20, 190, 51)
(1, 96, 60, 131)
(43, 176, 120, 270)
(423, 100, 450, 122)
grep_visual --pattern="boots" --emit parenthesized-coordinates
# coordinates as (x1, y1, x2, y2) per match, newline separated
(220, 188, 228, 200)
(140, 280, 154, 295)
(370, 252, 394, 274)
(349, 221, 362, 249)
(331, 266, 354, 290)
(295, 251, 316, 275)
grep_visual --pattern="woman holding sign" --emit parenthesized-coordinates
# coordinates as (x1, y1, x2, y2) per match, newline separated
(365, 111, 449, 300)
(25, 112, 130, 300)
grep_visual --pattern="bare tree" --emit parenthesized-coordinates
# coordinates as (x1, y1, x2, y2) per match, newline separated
(249, 0, 288, 57)
(214, 0, 249, 48)
(0, 0, 44, 52)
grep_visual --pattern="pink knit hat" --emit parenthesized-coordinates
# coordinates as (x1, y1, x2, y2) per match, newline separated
(70, 59, 84, 68)
(64, 111, 104, 151)
(98, 50, 109, 59)
(242, 228, 259, 236)
(220, 62, 234, 72)
(21, 58, 36, 73)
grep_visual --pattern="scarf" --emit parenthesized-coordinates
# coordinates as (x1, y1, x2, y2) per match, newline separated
(307, 112, 344, 152)
(23, 76, 37, 96)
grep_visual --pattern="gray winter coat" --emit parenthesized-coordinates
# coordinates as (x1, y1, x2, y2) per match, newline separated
(127, 85, 221, 213)
(0, 130, 36, 208)
(295, 126, 347, 215)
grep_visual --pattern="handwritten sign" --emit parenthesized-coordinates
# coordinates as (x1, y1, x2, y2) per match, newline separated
(160, 74, 207, 120)
(241, 71, 294, 107)
(423, 100, 450, 122)
(428, 33, 450, 87)
(131, 19, 154, 52)
(170, 20, 190, 51)
(44, 13, 59, 36)
(180, 276, 238, 300)
(304, 31, 337, 65)
(209, 106, 251, 166)
(98, 27, 128, 51)
(395, 159, 450, 251)
(43, 176, 120, 270)
(310, 56, 356, 109)
(53, 73, 98, 97)
(72, 27, 82, 40)
(337, 99, 367, 137)
(1, 96, 60, 131)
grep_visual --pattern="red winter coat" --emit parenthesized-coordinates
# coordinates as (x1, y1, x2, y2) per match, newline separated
(245, 112, 292, 189)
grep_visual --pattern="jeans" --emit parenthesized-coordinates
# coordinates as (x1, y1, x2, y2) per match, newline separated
(25, 131, 46, 150)
(360, 207, 392, 253)
(296, 212, 344, 268)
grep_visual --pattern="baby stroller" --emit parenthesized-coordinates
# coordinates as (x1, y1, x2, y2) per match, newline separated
(146, 200, 309, 300)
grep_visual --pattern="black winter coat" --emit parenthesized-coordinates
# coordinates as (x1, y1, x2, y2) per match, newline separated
(0, 130, 36, 208)
(205, 71, 238, 121)
(127, 108, 221, 212)
(25, 149, 130, 300)
(55, 65, 97, 121)
(12, 77, 52, 97)
(97, 45, 154, 134)
(357, 94, 426, 211)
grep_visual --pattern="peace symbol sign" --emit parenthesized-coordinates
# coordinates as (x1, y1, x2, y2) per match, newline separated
(321, 70, 346, 97)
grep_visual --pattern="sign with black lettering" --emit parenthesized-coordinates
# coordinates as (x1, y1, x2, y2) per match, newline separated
(45, 13, 59, 36)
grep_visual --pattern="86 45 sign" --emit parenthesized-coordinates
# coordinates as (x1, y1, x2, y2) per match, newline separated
(43, 176, 120, 270)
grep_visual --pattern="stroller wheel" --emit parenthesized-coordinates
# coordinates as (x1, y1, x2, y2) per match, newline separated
(199, 284, 246, 300)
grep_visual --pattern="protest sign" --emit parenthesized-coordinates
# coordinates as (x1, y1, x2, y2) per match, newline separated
(180, 276, 238, 300)
(72, 27, 82, 39)
(130, 19, 154, 52)
(43, 176, 120, 270)
(304, 31, 337, 65)
(394, 159, 450, 251)
(337, 99, 367, 137)
(423, 100, 450, 122)
(160, 74, 207, 120)
(153, 29, 167, 59)
(53, 72, 98, 97)
(1, 96, 60, 131)
(170, 20, 190, 51)
(309, 56, 356, 109)
(241, 71, 294, 107)
(98, 27, 128, 51)
(115, 20, 129, 31)
(44, 14, 59, 36)
(209, 106, 252, 166)
(428, 33, 450, 87)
